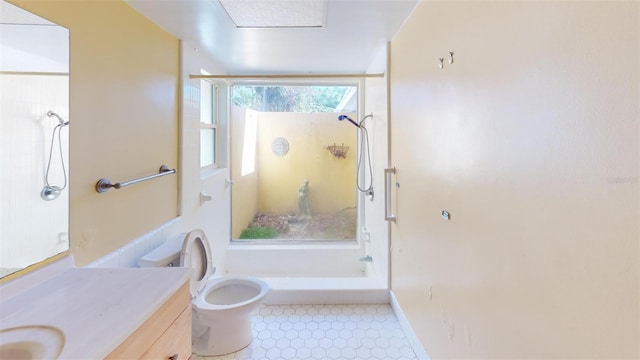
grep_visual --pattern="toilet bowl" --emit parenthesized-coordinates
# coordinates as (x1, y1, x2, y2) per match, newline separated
(139, 229, 269, 356)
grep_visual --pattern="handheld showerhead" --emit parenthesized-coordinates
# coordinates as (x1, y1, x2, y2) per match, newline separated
(337, 114, 361, 128)
(47, 111, 69, 126)
(41, 110, 68, 201)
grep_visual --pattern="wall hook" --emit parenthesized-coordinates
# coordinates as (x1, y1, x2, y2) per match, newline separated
(438, 57, 445, 69)
(448, 51, 455, 64)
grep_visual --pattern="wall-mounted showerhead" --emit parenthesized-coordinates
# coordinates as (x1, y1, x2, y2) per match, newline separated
(337, 113, 374, 197)
(337, 114, 361, 128)
(47, 111, 69, 126)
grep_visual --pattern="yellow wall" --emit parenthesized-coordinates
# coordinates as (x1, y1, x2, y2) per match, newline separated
(231, 108, 358, 237)
(11, 0, 179, 266)
(390, 1, 638, 358)
(256, 112, 357, 215)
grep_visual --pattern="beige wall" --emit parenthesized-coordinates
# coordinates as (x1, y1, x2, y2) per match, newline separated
(390, 1, 639, 358)
(12, 0, 179, 266)
(256, 112, 357, 215)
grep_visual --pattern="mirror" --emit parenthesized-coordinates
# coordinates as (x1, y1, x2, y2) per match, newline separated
(0, 1, 69, 278)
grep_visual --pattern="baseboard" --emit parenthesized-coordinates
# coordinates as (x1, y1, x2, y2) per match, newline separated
(390, 290, 431, 360)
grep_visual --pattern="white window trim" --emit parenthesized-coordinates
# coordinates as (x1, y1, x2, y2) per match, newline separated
(200, 78, 218, 172)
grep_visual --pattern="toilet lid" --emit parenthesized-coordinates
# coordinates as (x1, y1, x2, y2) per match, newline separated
(180, 229, 214, 298)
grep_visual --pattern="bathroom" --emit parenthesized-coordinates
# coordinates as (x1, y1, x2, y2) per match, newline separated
(1, 0, 639, 359)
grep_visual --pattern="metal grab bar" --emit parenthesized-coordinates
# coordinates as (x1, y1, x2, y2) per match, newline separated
(384, 167, 396, 222)
(95, 165, 176, 193)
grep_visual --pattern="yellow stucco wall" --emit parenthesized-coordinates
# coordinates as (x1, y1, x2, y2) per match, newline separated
(256, 112, 357, 216)
(10, 0, 179, 266)
(230, 109, 358, 237)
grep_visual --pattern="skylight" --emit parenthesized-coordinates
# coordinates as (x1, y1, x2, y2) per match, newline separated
(218, 0, 326, 28)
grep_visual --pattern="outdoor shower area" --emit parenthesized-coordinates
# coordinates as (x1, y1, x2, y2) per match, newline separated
(231, 105, 359, 242)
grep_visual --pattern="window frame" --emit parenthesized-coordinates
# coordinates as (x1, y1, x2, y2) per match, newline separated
(229, 80, 363, 245)
(200, 77, 218, 172)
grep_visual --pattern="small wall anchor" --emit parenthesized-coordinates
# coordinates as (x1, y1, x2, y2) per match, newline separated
(448, 51, 455, 64)
(438, 57, 445, 69)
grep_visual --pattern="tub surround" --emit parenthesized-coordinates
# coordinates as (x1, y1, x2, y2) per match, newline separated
(262, 277, 389, 305)
(0, 257, 190, 359)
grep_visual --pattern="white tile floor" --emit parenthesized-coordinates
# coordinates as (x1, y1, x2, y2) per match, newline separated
(192, 304, 418, 360)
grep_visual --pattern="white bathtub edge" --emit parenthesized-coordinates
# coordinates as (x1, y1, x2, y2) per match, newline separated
(257, 276, 389, 304)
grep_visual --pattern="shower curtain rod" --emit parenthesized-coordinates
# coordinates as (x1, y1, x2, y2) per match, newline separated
(189, 73, 384, 80)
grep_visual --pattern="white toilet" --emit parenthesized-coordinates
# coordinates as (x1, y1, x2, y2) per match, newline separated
(138, 229, 269, 356)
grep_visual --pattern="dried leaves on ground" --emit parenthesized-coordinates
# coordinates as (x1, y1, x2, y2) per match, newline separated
(247, 207, 357, 240)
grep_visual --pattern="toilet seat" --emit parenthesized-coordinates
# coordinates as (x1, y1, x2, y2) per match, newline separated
(192, 276, 269, 311)
(140, 228, 269, 356)
(180, 229, 214, 298)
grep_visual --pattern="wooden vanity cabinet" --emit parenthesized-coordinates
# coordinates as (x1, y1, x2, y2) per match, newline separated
(106, 281, 191, 360)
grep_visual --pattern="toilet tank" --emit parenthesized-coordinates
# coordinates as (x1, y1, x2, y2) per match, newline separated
(138, 233, 185, 267)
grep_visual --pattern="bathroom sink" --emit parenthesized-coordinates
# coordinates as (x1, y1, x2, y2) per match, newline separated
(0, 325, 65, 360)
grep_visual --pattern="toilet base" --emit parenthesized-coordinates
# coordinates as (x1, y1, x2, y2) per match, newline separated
(192, 312, 253, 356)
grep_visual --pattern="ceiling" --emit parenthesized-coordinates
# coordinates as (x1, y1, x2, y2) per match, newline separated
(126, 0, 418, 75)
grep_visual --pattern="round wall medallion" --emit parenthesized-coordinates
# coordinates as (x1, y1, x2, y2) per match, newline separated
(271, 137, 289, 157)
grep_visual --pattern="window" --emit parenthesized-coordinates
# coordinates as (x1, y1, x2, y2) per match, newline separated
(200, 78, 217, 170)
(230, 84, 360, 242)
(232, 85, 355, 113)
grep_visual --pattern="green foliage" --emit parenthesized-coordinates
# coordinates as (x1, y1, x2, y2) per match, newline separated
(232, 85, 352, 112)
(239, 226, 279, 239)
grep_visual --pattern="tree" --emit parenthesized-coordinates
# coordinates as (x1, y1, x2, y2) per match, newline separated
(232, 85, 352, 112)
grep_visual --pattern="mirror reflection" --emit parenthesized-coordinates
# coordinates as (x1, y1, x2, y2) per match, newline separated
(0, 0, 69, 277)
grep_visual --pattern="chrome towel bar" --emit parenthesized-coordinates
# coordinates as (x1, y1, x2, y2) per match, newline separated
(95, 165, 176, 193)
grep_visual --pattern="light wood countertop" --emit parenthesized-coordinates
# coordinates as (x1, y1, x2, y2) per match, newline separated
(0, 265, 190, 359)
